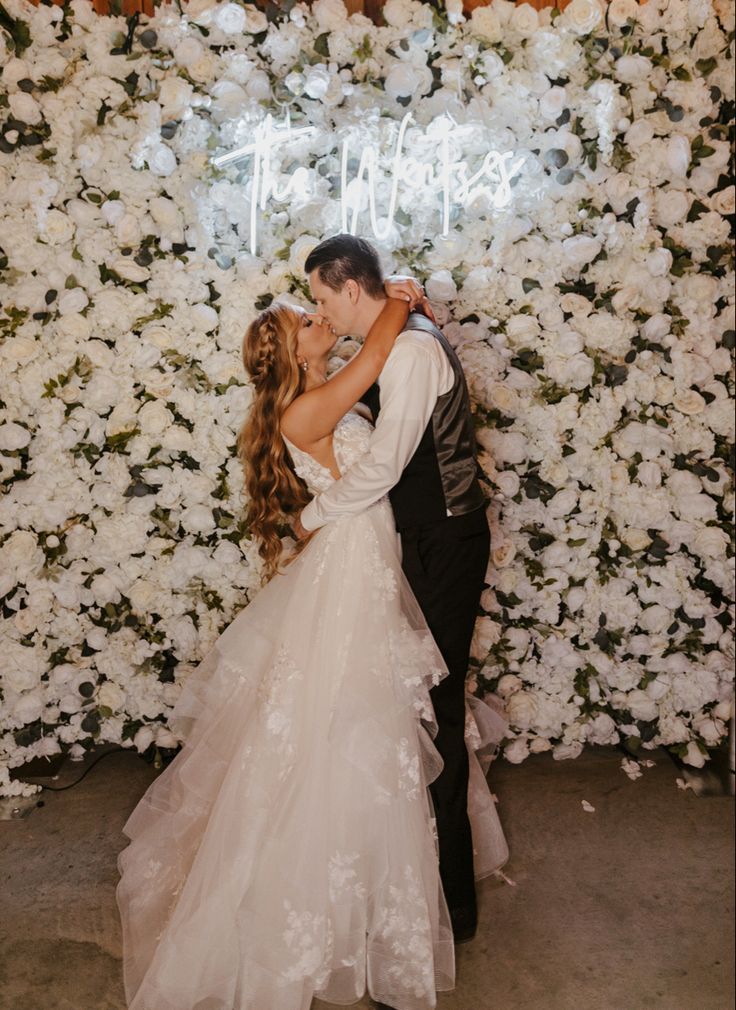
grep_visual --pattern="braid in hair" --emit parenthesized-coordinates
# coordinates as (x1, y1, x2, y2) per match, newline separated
(237, 304, 310, 580)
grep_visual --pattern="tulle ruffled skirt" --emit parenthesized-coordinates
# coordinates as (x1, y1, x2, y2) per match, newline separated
(116, 500, 508, 1010)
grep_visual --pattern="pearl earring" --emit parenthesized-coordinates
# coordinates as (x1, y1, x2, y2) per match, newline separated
(300, 360, 309, 372)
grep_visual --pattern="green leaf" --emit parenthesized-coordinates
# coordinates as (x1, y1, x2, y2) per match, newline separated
(0, 2, 32, 55)
(314, 32, 329, 57)
(695, 57, 717, 77)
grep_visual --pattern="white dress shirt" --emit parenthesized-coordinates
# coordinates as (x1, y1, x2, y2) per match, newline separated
(300, 328, 455, 532)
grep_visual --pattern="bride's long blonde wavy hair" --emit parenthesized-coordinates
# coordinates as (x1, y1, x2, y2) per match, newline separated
(237, 303, 311, 580)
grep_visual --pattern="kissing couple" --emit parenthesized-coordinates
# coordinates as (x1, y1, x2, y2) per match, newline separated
(116, 233, 510, 1010)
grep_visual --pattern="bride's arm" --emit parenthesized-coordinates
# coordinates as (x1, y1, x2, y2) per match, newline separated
(281, 296, 410, 447)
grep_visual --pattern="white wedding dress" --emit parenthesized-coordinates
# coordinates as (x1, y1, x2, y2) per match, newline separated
(116, 410, 509, 1010)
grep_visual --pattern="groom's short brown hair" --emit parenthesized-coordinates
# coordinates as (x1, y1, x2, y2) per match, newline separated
(305, 234, 384, 299)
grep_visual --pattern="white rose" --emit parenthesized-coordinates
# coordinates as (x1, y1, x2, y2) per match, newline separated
(128, 579, 157, 612)
(487, 431, 527, 465)
(677, 493, 717, 522)
(471, 615, 500, 658)
(492, 542, 516, 568)
(692, 527, 729, 559)
(506, 314, 540, 346)
(683, 741, 706, 768)
(470, 6, 502, 42)
(180, 504, 216, 534)
(149, 196, 181, 234)
(426, 270, 457, 302)
(133, 725, 155, 752)
(497, 674, 523, 698)
(672, 389, 706, 415)
(214, 2, 246, 33)
(174, 37, 204, 68)
(304, 65, 331, 100)
(547, 489, 577, 518)
(625, 120, 654, 152)
(101, 200, 125, 226)
(14, 690, 45, 724)
(86, 627, 108, 651)
(495, 471, 520, 498)
(148, 144, 177, 177)
(3, 57, 31, 89)
(138, 400, 173, 435)
(562, 236, 601, 268)
(58, 289, 89, 315)
(168, 614, 199, 655)
(8, 91, 42, 124)
(385, 63, 432, 101)
(539, 87, 567, 121)
(553, 742, 584, 760)
(156, 727, 180, 749)
(654, 189, 689, 227)
(489, 383, 519, 414)
(711, 186, 735, 216)
(556, 330, 584, 356)
(190, 303, 218, 332)
(480, 51, 504, 80)
(503, 737, 530, 763)
(41, 209, 75, 246)
(158, 77, 194, 119)
(115, 212, 141, 246)
(312, 0, 348, 29)
(639, 604, 671, 635)
(563, 0, 604, 35)
(608, 0, 639, 26)
(0, 422, 31, 450)
(622, 528, 651, 551)
(614, 55, 651, 83)
(646, 248, 672, 277)
(282, 238, 314, 279)
(627, 689, 658, 721)
(246, 70, 271, 102)
(98, 681, 125, 710)
(693, 716, 725, 747)
(506, 691, 539, 729)
(588, 712, 618, 745)
(240, 6, 266, 31)
(510, 3, 539, 35)
(109, 257, 150, 283)
(666, 135, 691, 178)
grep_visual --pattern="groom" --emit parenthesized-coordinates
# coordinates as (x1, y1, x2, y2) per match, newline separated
(296, 234, 490, 947)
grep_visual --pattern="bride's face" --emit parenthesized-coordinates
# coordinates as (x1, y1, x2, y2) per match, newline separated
(295, 308, 337, 364)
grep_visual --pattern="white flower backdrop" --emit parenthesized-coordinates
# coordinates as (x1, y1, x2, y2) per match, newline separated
(0, 0, 733, 796)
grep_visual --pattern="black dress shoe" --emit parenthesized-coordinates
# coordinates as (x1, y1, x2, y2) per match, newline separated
(450, 904, 477, 944)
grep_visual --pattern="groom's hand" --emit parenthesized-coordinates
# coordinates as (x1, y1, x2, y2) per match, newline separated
(293, 514, 309, 540)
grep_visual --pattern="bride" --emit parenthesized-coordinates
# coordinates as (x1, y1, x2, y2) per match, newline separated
(116, 280, 508, 1010)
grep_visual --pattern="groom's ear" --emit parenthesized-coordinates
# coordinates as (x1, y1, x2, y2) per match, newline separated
(345, 279, 360, 304)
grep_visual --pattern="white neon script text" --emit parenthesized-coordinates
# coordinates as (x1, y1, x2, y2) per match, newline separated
(213, 112, 525, 253)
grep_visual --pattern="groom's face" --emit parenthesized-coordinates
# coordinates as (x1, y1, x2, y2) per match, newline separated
(309, 270, 358, 338)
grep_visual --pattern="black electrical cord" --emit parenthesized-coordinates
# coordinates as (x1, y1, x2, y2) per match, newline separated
(36, 745, 127, 791)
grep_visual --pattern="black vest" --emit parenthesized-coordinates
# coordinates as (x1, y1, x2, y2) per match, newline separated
(362, 313, 486, 531)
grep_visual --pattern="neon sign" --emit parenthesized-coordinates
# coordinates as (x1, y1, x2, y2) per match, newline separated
(212, 112, 525, 254)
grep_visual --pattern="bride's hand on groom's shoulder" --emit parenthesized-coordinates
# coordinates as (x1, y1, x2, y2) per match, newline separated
(384, 275, 437, 325)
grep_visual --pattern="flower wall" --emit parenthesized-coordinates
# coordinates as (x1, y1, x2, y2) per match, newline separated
(0, 0, 733, 796)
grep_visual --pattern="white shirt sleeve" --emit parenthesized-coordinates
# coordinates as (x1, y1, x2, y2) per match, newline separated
(300, 330, 454, 532)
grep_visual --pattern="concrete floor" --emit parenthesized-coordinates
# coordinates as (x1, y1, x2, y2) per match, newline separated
(0, 744, 732, 1010)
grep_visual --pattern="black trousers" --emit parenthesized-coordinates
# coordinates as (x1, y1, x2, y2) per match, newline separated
(398, 506, 490, 917)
